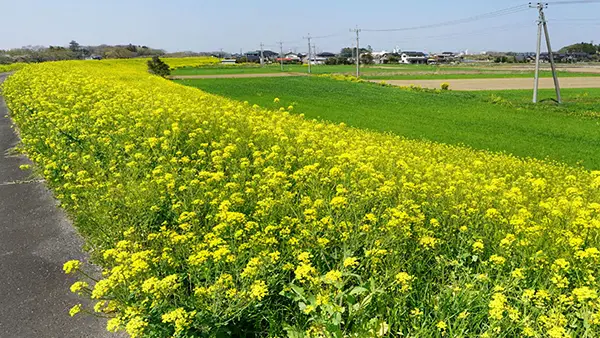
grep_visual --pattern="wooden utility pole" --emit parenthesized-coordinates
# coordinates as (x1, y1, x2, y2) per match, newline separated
(350, 27, 362, 78)
(531, 2, 561, 103)
(303, 34, 312, 74)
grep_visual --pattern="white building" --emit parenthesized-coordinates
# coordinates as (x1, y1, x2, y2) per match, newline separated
(400, 52, 427, 64)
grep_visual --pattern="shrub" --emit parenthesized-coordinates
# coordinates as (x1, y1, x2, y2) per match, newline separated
(4, 61, 600, 337)
(324, 57, 338, 65)
(147, 56, 171, 77)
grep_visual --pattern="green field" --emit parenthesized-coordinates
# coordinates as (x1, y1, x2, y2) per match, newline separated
(172, 64, 600, 80)
(177, 76, 600, 169)
(172, 64, 527, 76)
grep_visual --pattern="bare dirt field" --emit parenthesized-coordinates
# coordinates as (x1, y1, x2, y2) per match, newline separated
(171, 73, 307, 79)
(491, 65, 600, 74)
(376, 77, 600, 91)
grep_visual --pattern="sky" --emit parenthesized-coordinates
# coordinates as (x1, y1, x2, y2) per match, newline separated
(1, 0, 599, 54)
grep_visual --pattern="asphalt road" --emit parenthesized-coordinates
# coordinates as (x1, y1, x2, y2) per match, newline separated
(0, 73, 114, 337)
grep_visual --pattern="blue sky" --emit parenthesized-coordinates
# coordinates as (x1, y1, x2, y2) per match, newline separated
(1, 0, 599, 54)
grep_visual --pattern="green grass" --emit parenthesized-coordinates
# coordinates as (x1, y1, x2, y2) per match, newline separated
(176, 76, 600, 169)
(172, 64, 600, 79)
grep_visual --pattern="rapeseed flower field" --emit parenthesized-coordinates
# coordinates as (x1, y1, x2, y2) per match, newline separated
(0, 56, 217, 75)
(4, 61, 600, 337)
(0, 63, 27, 73)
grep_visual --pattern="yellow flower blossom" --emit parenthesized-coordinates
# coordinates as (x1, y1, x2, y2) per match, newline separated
(323, 270, 343, 284)
(343, 257, 359, 268)
(63, 260, 81, 274)
(250, 280, 268, 301)
(69, 304, 82, 317)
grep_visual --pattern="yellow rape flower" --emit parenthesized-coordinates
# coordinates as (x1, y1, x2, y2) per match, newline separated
(250, 280, 268, 301)
(343, 257, 359, 268)
(63, 260, 81, 274)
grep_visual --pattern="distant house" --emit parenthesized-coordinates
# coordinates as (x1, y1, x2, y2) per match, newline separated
(372, 51, 390, 64)
(245, 50, 279, 63)
(276, 52, 302, 64)
(428, 52, 460, 64)
(400, 52, 427, 64)
(317, 52, 336, 58)
(245, 51, 261, 62)
(303, 52, 337, 65)
(221, 59, 237, 65)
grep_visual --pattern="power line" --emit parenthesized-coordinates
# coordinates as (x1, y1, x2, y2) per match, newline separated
(551, 18, 600, 21)
(392, 21, 534, 43)
(362, 4, 530, 32)
(545, 0, 600, 4)
(311, 32, 348, 40)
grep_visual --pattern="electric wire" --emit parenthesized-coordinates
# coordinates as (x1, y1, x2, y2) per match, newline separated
(362, 5, 530, 32)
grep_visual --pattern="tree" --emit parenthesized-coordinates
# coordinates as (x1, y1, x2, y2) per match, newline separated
(325, 57, 338, 65)
(147, 56, 170, 78)
(559, 42, 597, 54)
(103, 47, 136, 59)
(340, 47, 354, 58)
(69, 40, 80, 53)
(388, 54, 400, 63)
(360, 52, 374, 65)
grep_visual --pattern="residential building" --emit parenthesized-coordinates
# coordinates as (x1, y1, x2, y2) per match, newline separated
(245, 50, 278, 63)
(303, 52, 337, 65)
(276, 53, 302, 64)
(400, 51, 427, 64)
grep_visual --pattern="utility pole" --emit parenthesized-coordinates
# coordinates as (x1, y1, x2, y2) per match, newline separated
(260, 42, 265, 67)
(350, 26, 361, 78)
(303, 34, 312, 74)
(312, 44, 316, 67)
(278, 41, 284, 71)
(530, 2, 561, 103)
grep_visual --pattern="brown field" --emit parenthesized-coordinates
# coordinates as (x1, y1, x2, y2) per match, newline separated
(375, 77, 600, 91)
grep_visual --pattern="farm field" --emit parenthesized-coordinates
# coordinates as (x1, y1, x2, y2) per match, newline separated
(178, 76, 600, 169)
(4, 61, 600, 337)
(170, 64, 522, 76)
(171, 63, 600, 79)
(377, 77, 600, 90)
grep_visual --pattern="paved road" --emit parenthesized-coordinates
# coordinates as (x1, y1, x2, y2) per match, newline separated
(376, 77, 600, 91)
(171, 72, 308, 79)
(0, 73, 114, 337)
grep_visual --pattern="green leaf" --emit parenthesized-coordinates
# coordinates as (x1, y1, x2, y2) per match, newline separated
(348, 286, 369, 296)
